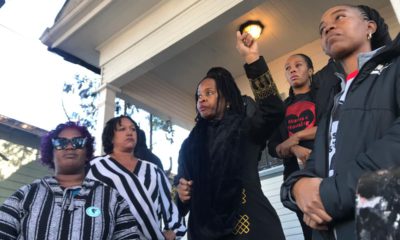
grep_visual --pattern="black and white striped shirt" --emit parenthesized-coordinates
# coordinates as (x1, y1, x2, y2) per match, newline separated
(87, 155, 186, 240)
(0, 176, 141, 240)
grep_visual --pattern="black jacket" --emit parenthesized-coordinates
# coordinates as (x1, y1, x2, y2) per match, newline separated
(312, 58, 343, 122)
(175, 57, 286, 240)
(281, 33, 400, 240)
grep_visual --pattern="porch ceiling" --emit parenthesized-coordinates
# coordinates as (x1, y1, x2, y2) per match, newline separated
(121, 0, 392, 128)
(42, 0, 396, 129)
(146, 0, 389, 95)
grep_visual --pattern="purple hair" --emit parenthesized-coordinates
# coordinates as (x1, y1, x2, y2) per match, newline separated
(40, 121, 95, 169)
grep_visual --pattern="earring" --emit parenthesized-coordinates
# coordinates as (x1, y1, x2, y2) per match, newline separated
(367, 32, 372, 40)
(226, 104, 231, 110)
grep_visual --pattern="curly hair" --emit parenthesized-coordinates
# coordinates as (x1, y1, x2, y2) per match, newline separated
(40, 121, 95, 169)
(102, 115, 140, 154)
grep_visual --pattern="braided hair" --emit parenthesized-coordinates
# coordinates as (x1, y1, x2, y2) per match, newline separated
(288, 53, 314, 98)
(355, 5, 392, 50)
(195, 67, 244, 121)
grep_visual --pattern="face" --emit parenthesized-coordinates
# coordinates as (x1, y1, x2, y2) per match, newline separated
(319, 5, 375, 60)
(112, 117, 137, 152)
(284, 55, 312, 89)
(53, 128, 87, 175)
(196, 78, 226, 120)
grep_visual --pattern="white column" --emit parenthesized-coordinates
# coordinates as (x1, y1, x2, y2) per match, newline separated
(391, 0, 400, 24)
(94, 83, 120, 155)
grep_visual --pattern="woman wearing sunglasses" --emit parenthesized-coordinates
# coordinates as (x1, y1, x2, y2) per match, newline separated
(87, 116, 186, 240)
(0, 121, 142, 240)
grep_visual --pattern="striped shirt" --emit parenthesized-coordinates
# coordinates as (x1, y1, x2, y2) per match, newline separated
(87, 155, 186, 240)
(0, 176, 141, 240)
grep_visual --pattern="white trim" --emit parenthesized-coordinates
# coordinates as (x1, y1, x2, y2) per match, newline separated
(99, 0, 263, 86)
(390, 0, 400, 24)
(259, 165, 284, 178)
(40, 0, 113, 48)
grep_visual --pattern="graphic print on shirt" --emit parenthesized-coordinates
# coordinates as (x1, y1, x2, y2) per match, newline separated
(285, 101, 316, 136)
(328, 70, 358, 176)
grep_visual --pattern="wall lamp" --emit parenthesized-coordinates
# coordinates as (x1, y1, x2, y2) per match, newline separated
(239, 20, 265, 40)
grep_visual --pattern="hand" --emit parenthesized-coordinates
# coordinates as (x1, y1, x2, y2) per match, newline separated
(292, 177, 332, 228)
(236, 31, 260, 64)
(290, 145, 311, 165)
(177, 178, 192, 203)
(303, 214, 329, 230)
(163, 230, 176, 240)
(276, 135, 299, 158)
(276, 144, 292, 158)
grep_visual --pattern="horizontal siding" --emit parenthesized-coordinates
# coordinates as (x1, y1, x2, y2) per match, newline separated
(123, 73, 196, 130)
(260, 166, 304, 240)
(0, 160, 52, 204)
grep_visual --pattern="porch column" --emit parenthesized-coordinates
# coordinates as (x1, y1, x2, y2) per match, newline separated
(94, 83, 120, 155)
(391, 0, 400, 24)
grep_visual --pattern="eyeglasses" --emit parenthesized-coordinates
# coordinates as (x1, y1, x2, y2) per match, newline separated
(52, 137, 87, 150)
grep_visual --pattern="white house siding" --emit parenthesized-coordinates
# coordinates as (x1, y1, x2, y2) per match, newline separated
(260, 166, 304, 240)
(0, 160, 52, 204)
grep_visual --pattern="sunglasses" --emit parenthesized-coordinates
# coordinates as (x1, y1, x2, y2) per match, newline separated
(52, 137, 87, 150)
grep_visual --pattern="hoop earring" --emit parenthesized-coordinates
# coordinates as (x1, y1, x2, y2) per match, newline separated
(367, 32, 372, 40)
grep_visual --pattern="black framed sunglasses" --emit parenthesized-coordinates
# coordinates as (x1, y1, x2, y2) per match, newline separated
(51, 137, 87, 150)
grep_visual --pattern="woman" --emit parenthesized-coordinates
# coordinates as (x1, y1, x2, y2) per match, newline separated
(175, 32, 285, 239)
(268, 53, 316, 240)
(281, 4, 398, 240)
(135, 127, 164, 170)
(0, 122, 141, 240)
(269, 54, 317, 173)
(87, 116, 186, 240)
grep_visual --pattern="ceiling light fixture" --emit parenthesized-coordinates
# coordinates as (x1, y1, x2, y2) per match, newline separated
(239, 20, 265, 40)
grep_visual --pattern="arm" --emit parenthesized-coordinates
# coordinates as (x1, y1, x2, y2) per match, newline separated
(0, 188, 26, 239)
(267, 127, 285, 158)
(320, 118, 400, 221)
(281, 150, 320, 210)
(302, 117, 400, 226)
(236, 31, 285, 144)
(280, 152, 332, 230)
(290, 145, 312, 164)
(281, 119, 333, 228)
(157, 168, 187, 239)
(278, 127, 317, 158)
(293, 126, 317, 141)
(113, 194, 142, 240)
(173, 139, 188, 187)
(174, 139, 191, 217)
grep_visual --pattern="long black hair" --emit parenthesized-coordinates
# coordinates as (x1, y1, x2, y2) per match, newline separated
(195, 67, 244, 120)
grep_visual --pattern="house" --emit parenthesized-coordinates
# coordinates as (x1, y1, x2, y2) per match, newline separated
(40, 1, 400, 239)
(0, 114, 51, 204)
